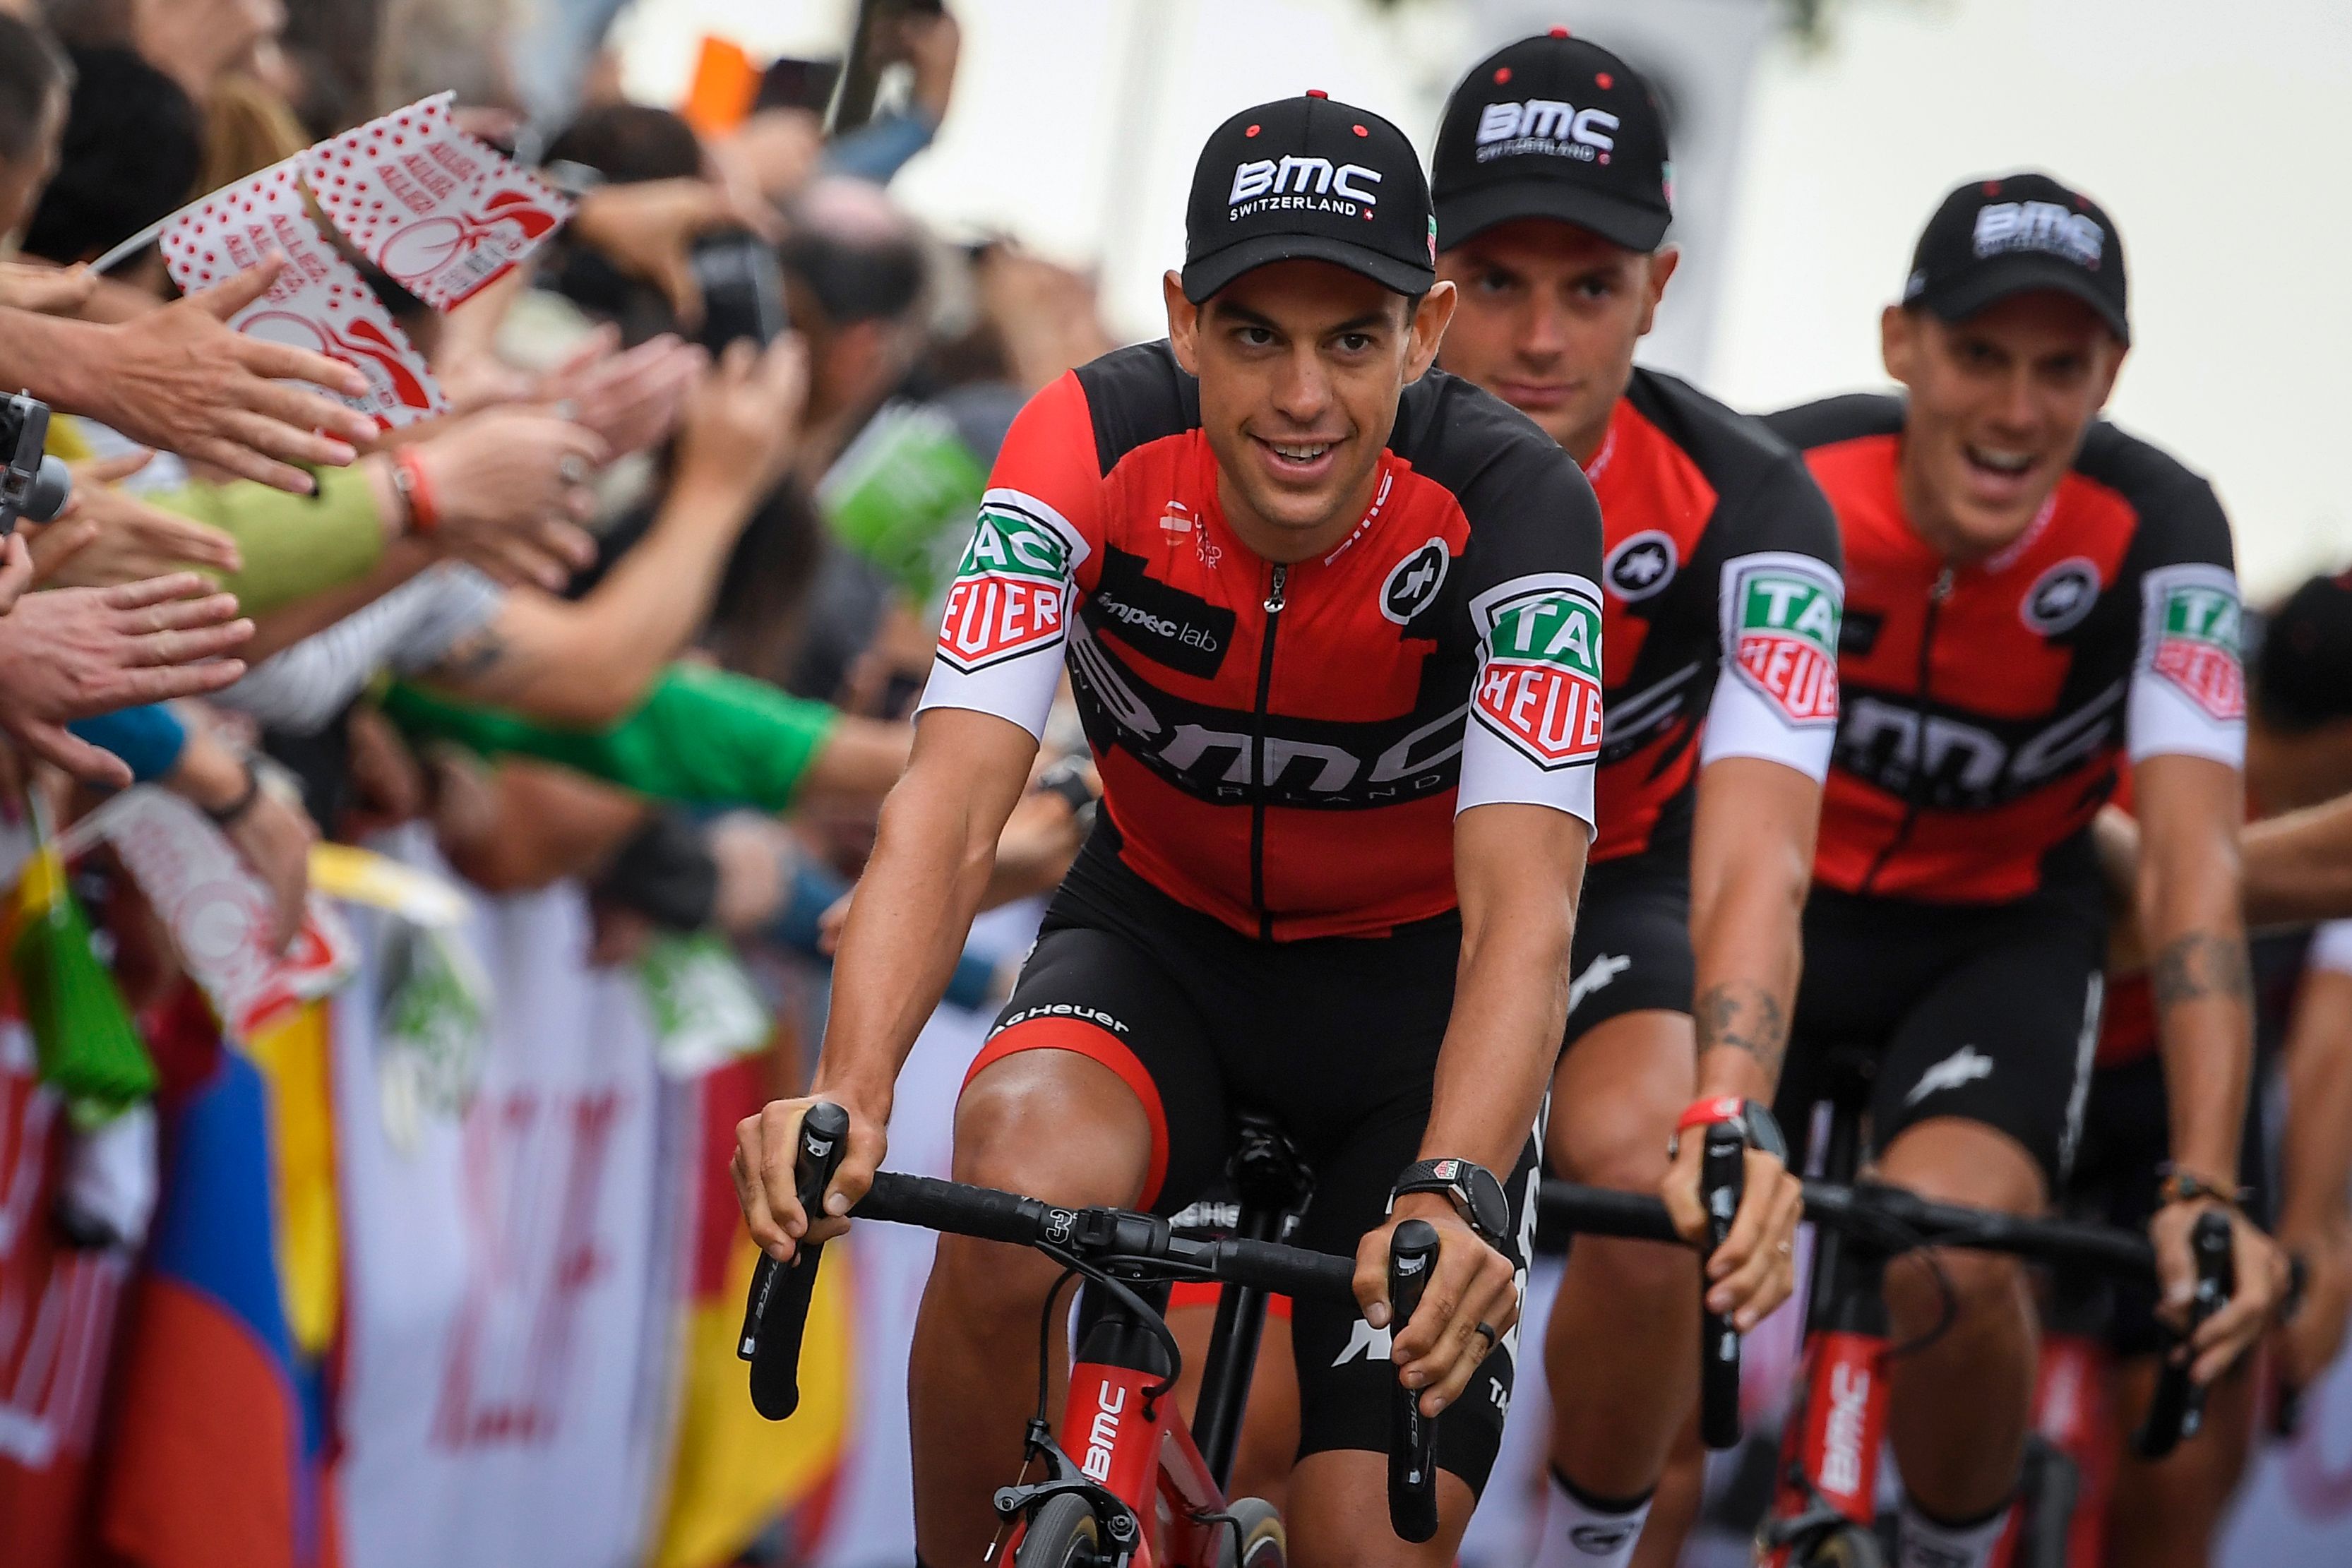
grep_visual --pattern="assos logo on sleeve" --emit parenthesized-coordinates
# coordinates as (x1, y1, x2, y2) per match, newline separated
(1472, 577, 1606, 768)
(936, 501, 1072, 672)
(2145, 568, 2244, 721)
(1729, 558, 1841, 724)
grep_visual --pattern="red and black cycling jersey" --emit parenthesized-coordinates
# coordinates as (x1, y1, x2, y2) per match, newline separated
(1585, 368, 1844, 863)
(919, 340, 1606, 941)
(1767, 394, 2245, 904)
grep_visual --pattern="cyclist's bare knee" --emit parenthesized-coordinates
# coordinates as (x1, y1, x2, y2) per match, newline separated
(1885, 1243, 2031, 1341)
(1285, 1449, 1475, 1567)
(1546, 1010, 1693, 1183)
(952, 1046, 1154, 1208)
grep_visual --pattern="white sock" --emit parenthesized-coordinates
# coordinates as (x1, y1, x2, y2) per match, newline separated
(1897, 1493, 2010, 1568)
(1537, 1466, 1651, 1566)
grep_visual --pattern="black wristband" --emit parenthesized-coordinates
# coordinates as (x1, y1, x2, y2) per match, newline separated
(202, 759, 263, 827)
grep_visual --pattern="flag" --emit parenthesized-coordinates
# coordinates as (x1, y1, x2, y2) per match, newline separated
(99, 991, 333, 1568)
(650, 1055, 852, 1568)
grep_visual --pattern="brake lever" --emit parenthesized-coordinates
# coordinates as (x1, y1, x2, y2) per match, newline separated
(1698, 1120, 1746, 1449)
(2135, 1209, 2233, 1457)
(741, 1101, 852, 1420)
(1387, 1218, 1441, 1543)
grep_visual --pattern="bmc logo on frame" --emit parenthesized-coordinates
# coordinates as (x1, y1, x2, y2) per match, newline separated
(1474, 100, 1619, 162)
(936, 505, 1069, 672)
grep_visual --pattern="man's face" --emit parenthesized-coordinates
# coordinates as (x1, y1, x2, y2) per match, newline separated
(1882, 292, 2125, 561)
(1435, 218, 1674, 460)
(1166, 259, 1452, 552)
(0, 86, 65, 241)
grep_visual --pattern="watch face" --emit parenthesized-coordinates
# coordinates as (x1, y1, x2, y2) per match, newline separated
(1462, 1166, 1511, 1244)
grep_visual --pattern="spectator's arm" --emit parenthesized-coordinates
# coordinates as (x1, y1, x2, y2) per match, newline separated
(383, 662, 856, 813)
(2243, 795, 2352, 926)
(417, 337, 808, 726)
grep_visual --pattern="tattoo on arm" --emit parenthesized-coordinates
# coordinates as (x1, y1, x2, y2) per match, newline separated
(1695, 981, 1789, 1084)
(2151, 931, 2254, 1012)
(431, 626, 512, 684)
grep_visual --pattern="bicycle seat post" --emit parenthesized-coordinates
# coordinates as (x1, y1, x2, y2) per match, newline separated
(1194, 1114, 1314, 1490)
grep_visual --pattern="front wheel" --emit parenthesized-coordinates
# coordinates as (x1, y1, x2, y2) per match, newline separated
(1017, 1492, 1102, 1567)
(1214, 1496, 1286, 1568)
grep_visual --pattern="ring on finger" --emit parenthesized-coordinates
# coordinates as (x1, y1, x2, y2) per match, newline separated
(559, 454, 590, 486)
(1777, 1240, 1793, 1257)
(1472, 1321, 1497, 1356)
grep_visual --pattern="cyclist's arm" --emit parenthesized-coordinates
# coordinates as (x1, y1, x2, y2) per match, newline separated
(809, 707, 1037, 1120)
(1688, 760, 1817, 1102)
(2134, 753, 2253, 1192)
(2243, 794, 2352, 926)
(2276, 930, 2352, 1250)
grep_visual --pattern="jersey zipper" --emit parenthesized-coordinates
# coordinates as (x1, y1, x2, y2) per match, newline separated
(1249, 563, 1288, 938)
(1860, 565, 1954, 894)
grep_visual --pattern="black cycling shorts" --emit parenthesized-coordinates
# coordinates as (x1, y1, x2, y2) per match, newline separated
(1776, 872, 2108, 1192)
(969, 846, 1536, 1496)
(1563, 850, 1694, 1046)
(2065, 1052, 2275, 1358)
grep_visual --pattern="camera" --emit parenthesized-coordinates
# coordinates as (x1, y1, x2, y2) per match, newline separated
(0, 390, 71, 536)
(688, 231, 787, 356)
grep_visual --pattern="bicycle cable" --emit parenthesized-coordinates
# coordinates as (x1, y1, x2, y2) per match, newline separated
(1832, 1202, 1959, 1362)
(1030, 1242, 1188, 1408)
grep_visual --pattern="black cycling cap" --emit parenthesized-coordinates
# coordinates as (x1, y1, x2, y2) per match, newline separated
(1904, 172, 2129, 345)
(1431, 28, 1673, 253)
(2253, 573, 2352, 731)
(1181, 91, 1435, 304)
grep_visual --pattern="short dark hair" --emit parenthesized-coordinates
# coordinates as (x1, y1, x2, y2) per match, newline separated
(0, 14, 71, 164)
(779, 227, 924, 328)
(544, 104, 704, 186)
(22, 47, 198, 265)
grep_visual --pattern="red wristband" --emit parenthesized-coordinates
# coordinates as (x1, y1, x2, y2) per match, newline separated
(391, 447, 441, 535)
(1676, 1096, 1746, 1135)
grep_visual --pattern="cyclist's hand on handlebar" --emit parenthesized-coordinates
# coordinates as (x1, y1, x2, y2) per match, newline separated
(731, 1094, 889, 1264)
(1664, 1139, 1805, 1331)
(1356, 1193, 1519, 1419)
(2151, 1200, 2288, 1385)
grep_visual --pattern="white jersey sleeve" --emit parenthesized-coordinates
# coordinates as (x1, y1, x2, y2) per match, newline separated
(2308, 919, 2352, 978)
(2127, 561, 2246, 768)
(914, 486, 1088, 740)
(1457, 573, 1604, 832)
(1700, 549, 1843, 782)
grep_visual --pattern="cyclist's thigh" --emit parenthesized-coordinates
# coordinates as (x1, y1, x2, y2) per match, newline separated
(964, 921, 1229, 1215)
(1560, 854, 1695, 1048)
(1774, 888, 1964, 1164)
(1287, 1099, 1539, 1500)
(1868, 895, 2108, 1195)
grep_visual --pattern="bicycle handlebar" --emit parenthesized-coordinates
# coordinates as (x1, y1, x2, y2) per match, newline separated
(2135, 1210, 2234, 1458)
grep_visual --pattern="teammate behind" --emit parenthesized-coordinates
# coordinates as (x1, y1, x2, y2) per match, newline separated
(736, 94, 1608, 1563)
(1424, 31, 1829, 1565)
(1767, 174, 2287, 1568)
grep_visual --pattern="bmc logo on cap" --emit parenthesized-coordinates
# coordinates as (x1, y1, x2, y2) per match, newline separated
(1474, 100, 1618, 163)
(1972, 201, 2103, 268)
(1230, 156, 1382, 213)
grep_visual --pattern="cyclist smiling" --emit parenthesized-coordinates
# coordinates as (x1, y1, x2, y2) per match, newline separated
(734, 92, 1605, 1564)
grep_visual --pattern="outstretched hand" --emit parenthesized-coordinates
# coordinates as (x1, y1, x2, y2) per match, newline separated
(86, 257, 380, 494)
(0, 573, 251, 786)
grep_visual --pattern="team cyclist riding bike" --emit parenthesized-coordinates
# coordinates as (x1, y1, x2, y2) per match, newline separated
(737, 92, 1619, 1565)
(1761, 171, 2288, 1567)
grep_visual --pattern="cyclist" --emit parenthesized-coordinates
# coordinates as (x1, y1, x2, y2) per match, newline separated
(1424, 31, 1829, 1564)
(1765, 173, 2287, 1568)
(736, 94, 1608, 1564)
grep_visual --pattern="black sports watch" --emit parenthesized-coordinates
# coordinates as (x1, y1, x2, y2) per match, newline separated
(1391, 1157, 1511, 1247)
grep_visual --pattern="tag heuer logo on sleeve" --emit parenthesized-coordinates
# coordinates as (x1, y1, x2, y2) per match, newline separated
(936, 503, 1071, 672)
(1731, 561, 1841, 725)
(2149, 573, 2245, 721)
(1472, 577, 1605, 769)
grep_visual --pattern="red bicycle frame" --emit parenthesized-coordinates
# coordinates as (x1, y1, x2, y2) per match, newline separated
(1021, 1350, 1230, 1566)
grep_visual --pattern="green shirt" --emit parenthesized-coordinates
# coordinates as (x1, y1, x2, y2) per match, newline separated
(381, 662, 842, 813)
(157, 465, 388, 616)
